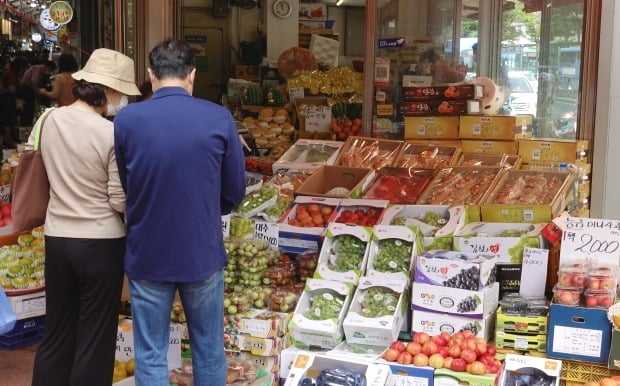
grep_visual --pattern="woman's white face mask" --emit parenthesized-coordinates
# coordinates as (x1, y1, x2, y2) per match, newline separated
(106, 95, 128, 116)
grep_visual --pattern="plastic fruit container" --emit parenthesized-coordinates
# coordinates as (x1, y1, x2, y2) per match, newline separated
(584, 289, 615, 308)
(553, 286, 581, 306)
(269, 290, 298, 313)
(587, 265, 618, 291)
(557, 265, 588, 289)
(262, 266, 295, 286)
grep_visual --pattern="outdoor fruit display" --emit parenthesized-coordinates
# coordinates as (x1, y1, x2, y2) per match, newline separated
(327, 234, 367, 272)
(287, 203, 335, 227)
(335, 207, 382, 226)
(358, 286, 399, 318)
(395, 147, 453, 169)
(0, 226, 45, 292)
(0, 202, 12, 227)
(331, 117, 362, 141)
(417, 167, 499, 205)
(382, 331, 502, 375)
(339, 139, 398, 169)
(304, 290, 346, 320)
(235, 184, 279, 216)
(362, 169, 435, 204)
(371, 238, 413, 273)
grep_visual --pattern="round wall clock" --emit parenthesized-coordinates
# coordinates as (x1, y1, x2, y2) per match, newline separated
(272, 0, 293, 19)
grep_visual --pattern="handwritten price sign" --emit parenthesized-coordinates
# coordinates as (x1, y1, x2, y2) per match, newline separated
(520, 247, 549, 297)
(559, 216, 620, 266)
(253, 220, 279, 250)
(305, 106, 331, 132)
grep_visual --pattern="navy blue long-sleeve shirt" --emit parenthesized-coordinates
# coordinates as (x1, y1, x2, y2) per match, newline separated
(114, 87, 245, 282)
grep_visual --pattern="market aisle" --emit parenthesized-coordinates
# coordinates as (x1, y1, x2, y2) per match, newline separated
(0, 343, 37, 386)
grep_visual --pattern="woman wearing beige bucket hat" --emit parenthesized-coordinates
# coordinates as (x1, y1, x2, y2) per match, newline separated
(30, 48, 140, 386)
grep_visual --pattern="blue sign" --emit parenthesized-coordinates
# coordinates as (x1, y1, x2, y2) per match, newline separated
(378, 37, 406, 49)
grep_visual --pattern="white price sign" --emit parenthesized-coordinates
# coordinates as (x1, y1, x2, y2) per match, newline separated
(0, 184, 11, 203)
(559, 216, 620, 266)
(221, 214, 231, 238)
(520, 247, 549, 297)
(253, 220, 279, 250)
(288, 87, 304, 103)
(305, 106, 331, 132)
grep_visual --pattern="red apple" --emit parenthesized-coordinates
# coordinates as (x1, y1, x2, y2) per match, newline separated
(601, 278, 616, 290)
(475, 341, 487, 356)
(586, 296, 599, 307)
(462, 330, 474, 339)
(479, 353, 494, 365)
(0, 204, 10, 217)
(383, 348, 400, 362)
(422, 341, 439, 356)
(443, 357, 454, 369)
(3, 217, 11, 225)
(460, 349, 477, 364)
(573, 274, 586, 287)
(448, 345, 461, 358)
(600, 296, 614, 308)
(397, 351, 413, 365)
(439, 347, 449, 358)
(589, 279, 600, 290)
(428, 353, 445, 369)
(450, 358, 467, 372)
(413, 332, 430, 345)
(466, 339, 477, 351)
(406, 341, 422, 356)
(487, 364, 500, 374)
(390, 340, 407, 352)
(413, 353, 429, 367)
(486, 344, 496, 356)
(432, 335, 448, 347)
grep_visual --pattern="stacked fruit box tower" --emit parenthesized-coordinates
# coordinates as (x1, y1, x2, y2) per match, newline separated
(410, 250, 500, 341)
(494, 294, 549, 354)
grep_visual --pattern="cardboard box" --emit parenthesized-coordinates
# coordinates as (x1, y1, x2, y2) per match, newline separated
(411, 309, 496, 341)
(365, 225, 417, 282)
(378, 205, 465, 239)
(481, 171, 574, 223)
(434, 368, 496, 386)
(372, 360, 435, 386)
(546, 303, 612, 363)
(496, 264, 522, 298)
(326, 341, 385, 363)
(399, 100, 478, 116)
(333, 136, 403, 169)
(459, 115, 532, 140)
(272, 139, 343, 173)
(498, 354, 562, 386)
(392, 142, 461, 168)
(459, 140, 519, 155)
(6, 290, 46, 319)
(232, 334, 290, 357)
(279, 346, 309, 379)
(402, 85, 484, 101)
(456, 152, 522, 168)
(495, 330, 547, 352)
(284, 353, 388, 386)
(518, 138, 589, 163)
(234, 64, 260, 80)
(453, 222, 546, 264)
(343, 277, 408, 346)
(295, 97, 330, 132)
(234, 309, 291, 339)
(288, 279, 354, 350)
(404, 116, 460, 139)
(411, 282, 499, 319)
(116, 318, 181, 370)
(278, 196, 340, 253)
(361, 167, 438, 204)
(414, 251, 498, 291)
(314, 223, 373, 285)
(496, 307, 548, 334)
(295, 165, 375, 199)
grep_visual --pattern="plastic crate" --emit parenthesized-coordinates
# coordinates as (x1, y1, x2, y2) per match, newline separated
(0, 315, 46, 350)
(560, 359, 620, 384)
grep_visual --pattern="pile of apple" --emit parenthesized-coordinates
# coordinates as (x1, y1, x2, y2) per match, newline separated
(382, 331, 502, 375)
(334, 207, 382, 226)
(583, 377, 620, 386)
(554, 263, 617, 308)
(0, 202, 11, 227)
(287, 204, 334, 227)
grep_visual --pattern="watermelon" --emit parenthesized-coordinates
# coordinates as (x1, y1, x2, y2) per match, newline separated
(331, 101, 348, 118)
(244, 86, 264, 105)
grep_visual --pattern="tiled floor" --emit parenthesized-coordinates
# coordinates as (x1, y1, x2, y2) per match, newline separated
(0, 343, 37, 386)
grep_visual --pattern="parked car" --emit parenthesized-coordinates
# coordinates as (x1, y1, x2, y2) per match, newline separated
(506, 72, 538, 117)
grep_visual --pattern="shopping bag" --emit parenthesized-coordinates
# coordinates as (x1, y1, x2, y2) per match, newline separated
(0, 288, 17, 335)
(11, 108, 56, 233)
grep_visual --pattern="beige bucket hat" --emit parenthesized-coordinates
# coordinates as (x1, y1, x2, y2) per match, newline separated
(72, 48, 141, 96)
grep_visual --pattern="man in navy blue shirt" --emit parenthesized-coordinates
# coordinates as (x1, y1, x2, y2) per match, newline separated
(114, 39, 245, 386)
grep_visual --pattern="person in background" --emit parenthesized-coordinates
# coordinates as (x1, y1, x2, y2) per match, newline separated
(0, 57, 20, 147)
(114, 39, 246, 386)
(137, 80, 153, 101)
(39, 52, 78, 107)
(30, 48, 140, 386)
(19, 60, 56, 126)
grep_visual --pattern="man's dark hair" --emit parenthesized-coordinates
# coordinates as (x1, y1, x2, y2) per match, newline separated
(44, 60, 57, 71)
(72, 79, 107, 107)
(58, 53, 78, 73)
(149, 39, 195, 80)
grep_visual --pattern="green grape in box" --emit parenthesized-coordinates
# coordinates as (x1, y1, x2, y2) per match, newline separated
(304, 290, 345, 321)
(424, 236, 453, 252)
(373, 238, 413, 273)
(360, 286, 399, 318)
(330, 234, 367, 272)
(236, 184, 278, 215)
(230, 217, 254, 238)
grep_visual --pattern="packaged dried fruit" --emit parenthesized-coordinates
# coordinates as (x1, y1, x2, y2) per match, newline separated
(393, 143, 458, 169)
(458, 153, 521, 168)
(262, 266, 295, 286)
(362, 168, 436, 204)
(486, 171, 569, 205)
(338, 137, 401, 170)
(417, 167, 501, 205)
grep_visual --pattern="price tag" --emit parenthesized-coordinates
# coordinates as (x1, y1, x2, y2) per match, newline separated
(0, 184, 11, 203)
(304, 106, 331, 132)
(253, 220, 279, 250)
(288, 87, 304, 103)
(221, 214, 231, 238)
(519, 247, 548, 297)
(559, 216, 620, 266)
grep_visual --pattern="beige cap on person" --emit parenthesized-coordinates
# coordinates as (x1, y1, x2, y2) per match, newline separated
(72, 48, 141, 96)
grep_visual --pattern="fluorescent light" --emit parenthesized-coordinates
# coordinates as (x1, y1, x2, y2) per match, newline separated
(336, 0, 344, 6)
